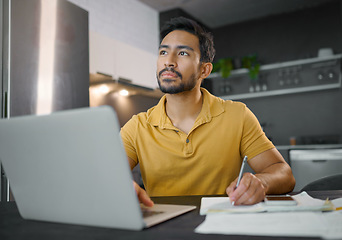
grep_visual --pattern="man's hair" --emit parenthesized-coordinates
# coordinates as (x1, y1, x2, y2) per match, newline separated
(160, 17, 215, 63)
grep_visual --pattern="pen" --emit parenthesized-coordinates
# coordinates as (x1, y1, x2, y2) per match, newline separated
(232, 155, 248, 205)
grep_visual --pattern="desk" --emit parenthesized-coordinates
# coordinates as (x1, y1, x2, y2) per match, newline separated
(1, 190, 341, 240)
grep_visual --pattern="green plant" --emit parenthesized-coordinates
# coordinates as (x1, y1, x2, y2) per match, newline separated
(242, 54, 260, 81)
(212, 58, 233, 78)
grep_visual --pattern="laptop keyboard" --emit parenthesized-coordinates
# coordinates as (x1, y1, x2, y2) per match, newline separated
(141, 207, 164, 218)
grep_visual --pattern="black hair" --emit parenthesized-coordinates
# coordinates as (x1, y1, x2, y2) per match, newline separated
(160, 17, 215, 63)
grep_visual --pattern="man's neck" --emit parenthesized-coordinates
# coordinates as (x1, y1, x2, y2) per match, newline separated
(165, 87, 203, 134)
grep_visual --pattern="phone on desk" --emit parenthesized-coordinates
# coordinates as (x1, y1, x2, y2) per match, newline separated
(264, 196, 297, 206)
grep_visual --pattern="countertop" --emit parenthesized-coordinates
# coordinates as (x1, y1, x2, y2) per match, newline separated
(276, 144, 342, 150)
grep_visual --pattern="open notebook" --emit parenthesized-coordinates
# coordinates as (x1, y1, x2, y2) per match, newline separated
(0, 106, 195, 230)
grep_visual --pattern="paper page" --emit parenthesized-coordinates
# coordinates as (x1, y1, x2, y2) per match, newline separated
(320, 211, 342, 239)
(200, 192, 334, 215)
(331, 198, 342, 211)
(195, 211, 342, 239)
(199, 197, 265, 215)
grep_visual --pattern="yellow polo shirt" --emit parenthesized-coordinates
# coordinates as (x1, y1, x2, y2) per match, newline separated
(120, 88, 274, 196)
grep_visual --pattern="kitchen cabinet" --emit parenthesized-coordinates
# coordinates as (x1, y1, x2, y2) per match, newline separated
(89, 31, 116, 79)
(89, 31, 158, 89)
(290, 148, 342, 191)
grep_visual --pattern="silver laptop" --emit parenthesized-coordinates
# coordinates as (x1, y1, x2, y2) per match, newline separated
(0, 106, 195, 230)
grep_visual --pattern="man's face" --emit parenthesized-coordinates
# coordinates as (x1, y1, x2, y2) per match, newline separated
(157, 30, 202, 94)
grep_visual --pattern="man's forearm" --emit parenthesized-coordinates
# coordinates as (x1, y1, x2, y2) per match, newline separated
(255, 162, 296, 194)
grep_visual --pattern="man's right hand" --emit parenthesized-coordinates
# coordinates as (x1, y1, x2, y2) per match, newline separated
(133, 181, 154, 207)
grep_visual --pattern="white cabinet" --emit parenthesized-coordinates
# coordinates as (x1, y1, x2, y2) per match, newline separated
(89, 31, 116, 78)
(290, 149, 342, 191)
(89, 31, 158, 89)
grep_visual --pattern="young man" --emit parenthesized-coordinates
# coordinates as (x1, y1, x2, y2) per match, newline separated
(120, 17, 295, 206)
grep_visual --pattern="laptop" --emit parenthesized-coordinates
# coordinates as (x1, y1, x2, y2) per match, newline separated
(0, 106, 195, 230)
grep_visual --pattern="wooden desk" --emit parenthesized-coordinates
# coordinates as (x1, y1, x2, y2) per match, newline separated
(1, 190, 341, 240)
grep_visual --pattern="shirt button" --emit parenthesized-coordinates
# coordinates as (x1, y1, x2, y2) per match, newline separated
(186, 139, 189, 143)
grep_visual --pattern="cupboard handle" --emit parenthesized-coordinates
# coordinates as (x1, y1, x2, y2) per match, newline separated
(312, 160, 327, 163)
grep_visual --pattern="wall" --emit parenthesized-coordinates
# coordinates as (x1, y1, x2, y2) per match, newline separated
(211, 0, 342, 145)
(68, 0, 158, 54)
(97, 93, 159, 127)
(243, 88, 342, 145)
(213, 0, 342, 64)
(159, 8, 211, 32)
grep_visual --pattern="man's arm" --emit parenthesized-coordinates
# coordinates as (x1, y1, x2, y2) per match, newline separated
(226, 148, 295, 205)
(128, 157, 154, 207)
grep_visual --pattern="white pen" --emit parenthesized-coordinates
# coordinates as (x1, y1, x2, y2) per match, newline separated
(232, 155, 248, 206)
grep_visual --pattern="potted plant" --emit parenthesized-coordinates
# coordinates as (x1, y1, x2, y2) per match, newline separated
(242, 54, 260, 80)
(212, 58, 233, 78)
(242, 54, 261, 92)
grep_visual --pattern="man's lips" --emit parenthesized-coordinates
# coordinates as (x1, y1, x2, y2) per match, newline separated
(161, 71, 179, 78)
(159, 68, 182, 79)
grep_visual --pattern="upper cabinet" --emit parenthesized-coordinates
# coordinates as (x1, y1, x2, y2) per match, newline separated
(89, 31, 158, 89)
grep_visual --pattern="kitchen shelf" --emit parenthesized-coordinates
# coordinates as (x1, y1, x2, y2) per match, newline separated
(208, 54, 342, 100)
(221, 82, 341, 100)
(210, 54, 342, 78)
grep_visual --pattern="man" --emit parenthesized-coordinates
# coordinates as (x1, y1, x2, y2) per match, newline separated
(120, 17, 295, 207)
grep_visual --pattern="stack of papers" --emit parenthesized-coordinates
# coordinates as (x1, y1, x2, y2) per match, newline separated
(196, 211, 342, 239)
(195, 192, 342, 239)
(200, 192, 335, 214)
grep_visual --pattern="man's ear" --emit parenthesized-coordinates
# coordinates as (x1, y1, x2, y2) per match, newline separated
(200, 62, 213, 79)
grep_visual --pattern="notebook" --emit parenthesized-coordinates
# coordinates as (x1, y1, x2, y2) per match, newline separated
(0, 106, 195, 230)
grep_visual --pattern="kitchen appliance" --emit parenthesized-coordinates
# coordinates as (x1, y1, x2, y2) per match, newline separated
(1, 0, 89, 201)
(290, 148, 342, 191)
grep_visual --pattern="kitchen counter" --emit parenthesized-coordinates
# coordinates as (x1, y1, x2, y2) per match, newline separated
(276, 144, 342, 150)
(274, 144, 342, 164)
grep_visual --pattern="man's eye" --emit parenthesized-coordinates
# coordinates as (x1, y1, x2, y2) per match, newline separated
(159, 50, 167, 55)
(179, 51, 189, 56)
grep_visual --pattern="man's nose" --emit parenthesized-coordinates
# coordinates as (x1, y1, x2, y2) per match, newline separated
(164, 54, 177, 68)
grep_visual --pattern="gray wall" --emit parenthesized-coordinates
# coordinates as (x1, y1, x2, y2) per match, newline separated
(241, 88, 342, 145)
(212, 0, 342, 145)
(101, 94, 159, 127)
(213, 0, 342, 64)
